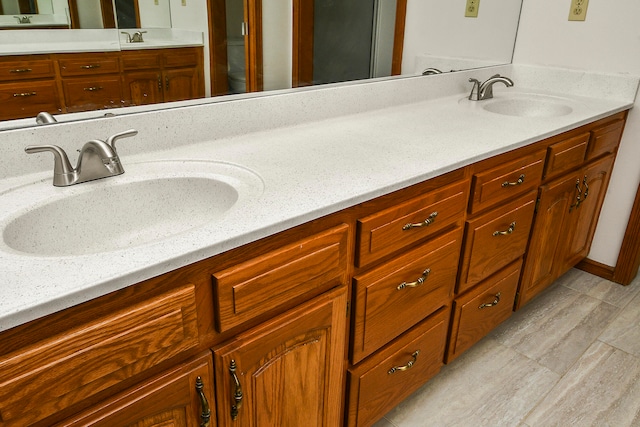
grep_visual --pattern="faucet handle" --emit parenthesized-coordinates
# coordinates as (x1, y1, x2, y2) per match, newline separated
(468, 78, 481, 101)
(121, 31, 132, 43)
(25, 145, 76, 186)
(106, 129, 138, 153)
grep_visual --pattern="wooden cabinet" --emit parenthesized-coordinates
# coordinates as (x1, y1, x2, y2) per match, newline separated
(59, 352, 216, 427)
(121, 47, 204, 106)
(213, 286, 347, 427)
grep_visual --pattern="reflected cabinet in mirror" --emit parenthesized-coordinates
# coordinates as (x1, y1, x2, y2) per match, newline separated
(0, 0, 523, 129)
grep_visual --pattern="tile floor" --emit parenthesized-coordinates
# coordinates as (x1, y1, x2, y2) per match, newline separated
(373, 268, 640, 427)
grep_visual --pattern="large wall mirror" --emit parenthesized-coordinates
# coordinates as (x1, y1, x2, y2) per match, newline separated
(0, 0, 523, 130)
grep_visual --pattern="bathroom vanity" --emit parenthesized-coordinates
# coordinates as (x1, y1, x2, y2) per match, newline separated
(0, 65, 636, 426)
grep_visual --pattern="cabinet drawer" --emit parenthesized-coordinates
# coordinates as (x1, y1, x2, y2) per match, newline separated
(347, 307, 449, 427)
(458, 192, 536, 294)
(63, 75, 123, 112)
(470, 150, 544, 214)
(356, 180, 468, 267)
(0, 285, 199, 427)
(587, 119, 624, 160)
(58, 53, 121, 76)
(0, 79, 61, 120)
(0, 57, 55, 81)
(446, 260, 521, 362)
(121, 50, 163, 70)
(351, 228, 461, 364)
(212, 224, 349, 332)
(544, 132, 589, 179)
(163, 47, 201, 68)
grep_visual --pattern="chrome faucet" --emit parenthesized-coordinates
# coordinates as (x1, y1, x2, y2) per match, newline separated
(422, 68, 443, 75)
(14, 15, 31, 24)
(25, 129, 138, 186)
(468, 74, 514, 101)
(121, 31, 146, 43)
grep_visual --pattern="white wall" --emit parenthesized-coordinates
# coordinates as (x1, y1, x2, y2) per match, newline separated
(138, 0, 172, 28)
(262, 0, 292, 91)
(514, 0, 640, 267)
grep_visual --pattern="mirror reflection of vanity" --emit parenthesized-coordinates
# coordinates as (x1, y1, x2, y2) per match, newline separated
(0, 0, 522, 128)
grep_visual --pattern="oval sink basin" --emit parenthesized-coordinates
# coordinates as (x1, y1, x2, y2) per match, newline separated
(480, 94, 574, 118)
(1, 160, 264, 256)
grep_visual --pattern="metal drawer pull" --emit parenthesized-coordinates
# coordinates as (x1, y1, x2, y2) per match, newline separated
(195, 376, 212, 427)
(388, 350, 420, 374)
(83, 86, 104, 92)
(10, 68, 32, 73)
(397, 268, 431, 290)
(403, 212, 438, 230)
(13, 91, 36, 97)
(229, 360, 243, 420)
(582, 175, 589, 200)
(479, 292, 501, 309)
(502, 174, 525, 187)
(492, 221, 516, 236)
(80, 64, 101, 69)
(570, 179, 582, 211)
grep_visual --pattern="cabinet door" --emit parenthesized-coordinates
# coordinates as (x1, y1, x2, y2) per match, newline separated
(59, 352, 215, 427)
(123, 70, 163, 106)
(213, 287, 347, 427)
(164, 67, 201, 103)
(62, 75, 123, 112)
(560, 154, 615, 272)
(517, 173, 579, 309)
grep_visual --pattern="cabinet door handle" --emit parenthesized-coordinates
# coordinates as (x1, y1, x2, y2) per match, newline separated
(9, 68, 32, 73)
(397, 269, 431, 290)
(83, 86, 103, 92)
(229, 360, 243, 421)
(166, 76, 170, 90)
(157, 75, 162, 91)
(403, 212, 438, 230)
(13, 91, 37, 97)
(570, 178, 582, 211)
(492, 221, 516, 236)
(479, 292, 501, 309)
(388, 350, 420, 374)
(195, 376, 212, 427)
(80, 64, 101, 69)
(502, 174, 525, 187)
(582, 175, 589, 201)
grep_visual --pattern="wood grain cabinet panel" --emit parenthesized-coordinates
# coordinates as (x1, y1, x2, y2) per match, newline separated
(57, 53, 121, 77)
(213, 286, 347, 427)
(544, 132, 590, 179)
(446, 260, 521, 362)
(587, 119, 625, 160)
(0, 57, 55, 81)
(356, 180, 468, 267)
(458, 192, 537, 294)
(62, 75, 123, 112)
(347, 307, 449, 427)
(470, 150, 545, 215)
(0, 79, 61, 120)
(351, 228, 462, 364)
(212, 224, 349, 333)
(0, 285, 199, 427)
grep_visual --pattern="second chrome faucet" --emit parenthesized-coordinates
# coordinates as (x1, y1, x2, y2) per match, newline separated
(468, 74, 514, 101)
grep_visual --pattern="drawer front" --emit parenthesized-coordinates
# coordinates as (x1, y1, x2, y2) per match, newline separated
(121, 51, 163, 70)
(163, 47, 201, 68)
(544, 132, 589, 179)
(63, 75, 123, 112)
(356, 180, 468, 268)
(212, 224, 349, 332)
(0, 79, 61, 120)
(0, 285, 199, 427)
(446, 260, 521, 362)
(58, 53, 121, 76)
(0, 58, 55, 81)
(347, 307, 449, 427)
(470, 150, 544, 214)
(351, 228, 461, 364)
(587, 119, 625, 160)
(458, 192, 536, 294)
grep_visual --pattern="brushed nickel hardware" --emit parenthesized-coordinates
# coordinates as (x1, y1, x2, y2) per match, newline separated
(195, 376, 211, 427)
(403, 212, 438, 230)
(13, 91, 36, 97)
(397, 269, 431, 290)
(229, 360, 243, 420)
(121, 31, 146, 43)
(570, 178, 582, 211)
(9, 68, 32, 73)
(36, 112, 57, 125)
(14, 15, 31, 24)
(388, 350, 420, 374)
(422, 68, 443, 75)
(479, 292, 501, 309)
(80, 64, 101, 69)
(468, 74, 514, 101)
(492, 221, 516, 236)
(83, 86, 103, 91)
(502, 174, 525, 187)
(25, 129, 137, 186)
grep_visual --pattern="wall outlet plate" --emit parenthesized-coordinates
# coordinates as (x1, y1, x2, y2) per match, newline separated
(569, 0, 589, 21)
(465, 0, 480, 18)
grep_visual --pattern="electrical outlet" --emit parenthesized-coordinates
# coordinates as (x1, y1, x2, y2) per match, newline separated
(569, 0, 589, 21)
(465, 0, 480, 18)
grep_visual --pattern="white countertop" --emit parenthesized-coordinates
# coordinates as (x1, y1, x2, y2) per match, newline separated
(0, 65, 637, 332)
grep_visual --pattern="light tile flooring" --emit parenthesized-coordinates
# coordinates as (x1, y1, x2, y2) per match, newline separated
(373, 269, 640, 427)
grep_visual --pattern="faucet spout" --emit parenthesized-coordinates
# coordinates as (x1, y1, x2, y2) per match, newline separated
(468, 74, 514, 101)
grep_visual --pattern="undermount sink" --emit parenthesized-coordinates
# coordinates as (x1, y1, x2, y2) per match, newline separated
(0, 160, 264, 256)
(469, 94, 575, 118)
